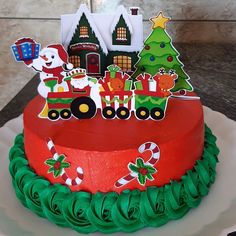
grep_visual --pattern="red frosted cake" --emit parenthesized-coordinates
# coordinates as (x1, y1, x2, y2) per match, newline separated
(9, 5, 219, 234)
(24, 94, 204, 194)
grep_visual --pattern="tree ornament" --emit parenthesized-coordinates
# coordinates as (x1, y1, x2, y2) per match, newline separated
(167, 56, 173, 62)
(160, 42, 165, 48)
(150, 55, 155, 61)
(145, 45, 150, 50)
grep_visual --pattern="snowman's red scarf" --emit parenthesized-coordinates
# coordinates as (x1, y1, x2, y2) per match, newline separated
(42, 66, 64, 84)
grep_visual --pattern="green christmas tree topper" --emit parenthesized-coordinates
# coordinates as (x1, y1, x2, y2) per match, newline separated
(132, 12, 192, 92)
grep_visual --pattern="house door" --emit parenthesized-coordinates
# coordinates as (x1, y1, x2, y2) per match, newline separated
(86, 53, 100, 74)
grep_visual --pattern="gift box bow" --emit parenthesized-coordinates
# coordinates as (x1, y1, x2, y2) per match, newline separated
(11, 37, 40, 61)
(107, 65, 121, 78)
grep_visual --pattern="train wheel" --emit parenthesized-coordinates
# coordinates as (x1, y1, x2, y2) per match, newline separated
(71, 97, 96, 119)
(102, 106, 116, 119)
(48, 110, 59, 120)
(60, 109, 71, 119)
(150, 107, 164, 120)
(136, 107, 149, 120)
(116, 107, 130, 120)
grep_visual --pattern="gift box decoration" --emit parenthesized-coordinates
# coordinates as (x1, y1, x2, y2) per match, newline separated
(107, 64, 120, 78)
(11, 38, 40, 61)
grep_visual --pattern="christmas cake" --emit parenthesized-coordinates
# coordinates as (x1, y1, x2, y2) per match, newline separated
(9, 5, 219, 234)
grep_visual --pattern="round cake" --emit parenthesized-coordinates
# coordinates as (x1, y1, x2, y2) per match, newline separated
(9, 98, 219, 233)
(24, 94, 204, 193)
(9, 6, 220, 234)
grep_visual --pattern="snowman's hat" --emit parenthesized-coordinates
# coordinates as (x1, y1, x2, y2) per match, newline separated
(46, 44, 73, 70)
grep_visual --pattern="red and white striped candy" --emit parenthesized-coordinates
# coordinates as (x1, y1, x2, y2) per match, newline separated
(46, 138, 84, 186)
(114, 172, 138, 188)
(61, 167, 84, 186)
(138, 142, 160, 166)
(46, 138, 58, 160)
(115, 141, 160, 188)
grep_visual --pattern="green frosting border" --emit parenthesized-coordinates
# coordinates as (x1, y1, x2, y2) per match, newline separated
(8, 125, 219, 234)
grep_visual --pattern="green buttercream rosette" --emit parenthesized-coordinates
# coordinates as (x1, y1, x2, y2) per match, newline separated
(8, 124, 219, 234)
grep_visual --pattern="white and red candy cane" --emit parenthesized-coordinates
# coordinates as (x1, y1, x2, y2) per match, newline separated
(61, 167, 84, 186)
(46, 138, 84, 186)
(138, 142, 160, 166)
(115, 141, 160, 188)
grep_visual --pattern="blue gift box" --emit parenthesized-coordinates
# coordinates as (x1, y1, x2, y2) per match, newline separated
(11, 42, 40, 61)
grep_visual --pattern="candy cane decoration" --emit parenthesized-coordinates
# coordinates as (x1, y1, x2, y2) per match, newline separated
(115, 141, 160, 188)
(46, 138, 84, 186)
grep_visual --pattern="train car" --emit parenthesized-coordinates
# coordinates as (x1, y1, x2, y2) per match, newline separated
(100, 90, 133, 119)
(99, 66, 133, 120)
(134, 90, 168, 120)
(133, 73, 170, 120)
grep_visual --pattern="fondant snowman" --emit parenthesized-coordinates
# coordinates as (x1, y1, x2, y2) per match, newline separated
(24, 44, 73, 98)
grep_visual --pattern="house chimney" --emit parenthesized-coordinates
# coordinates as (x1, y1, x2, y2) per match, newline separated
(130, 7, 139, 15)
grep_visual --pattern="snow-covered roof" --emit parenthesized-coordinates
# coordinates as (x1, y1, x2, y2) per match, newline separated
(61, 4, 143, 54)
(62, 4, 108, 55)
(110, 5, 133, 34)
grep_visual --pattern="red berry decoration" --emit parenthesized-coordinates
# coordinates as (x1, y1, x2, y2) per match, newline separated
(167, 56, 173, 62)
(139, 167, 148, 176)
(145, 45, 150, 50)
(54, 162, 61, 170)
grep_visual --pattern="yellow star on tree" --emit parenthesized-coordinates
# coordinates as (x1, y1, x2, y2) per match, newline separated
(150, 12, 170, 29)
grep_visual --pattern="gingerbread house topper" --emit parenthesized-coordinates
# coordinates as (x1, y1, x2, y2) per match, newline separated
(61, 4, 143, 76)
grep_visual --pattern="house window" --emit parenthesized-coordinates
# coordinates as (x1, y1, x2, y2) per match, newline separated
(113, 56, 131, 71)
(79, 26, 89, 38)
(69, 55, 80, 68)
(117, 27, 127, 40)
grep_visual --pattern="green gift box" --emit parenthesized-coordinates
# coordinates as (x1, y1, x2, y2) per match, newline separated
(124, 80, 133, 91)
(134, 81, 143, 90)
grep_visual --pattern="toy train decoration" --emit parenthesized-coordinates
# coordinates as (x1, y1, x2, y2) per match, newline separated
(40, 65, 181, 121)
(11, 39, 196, 122)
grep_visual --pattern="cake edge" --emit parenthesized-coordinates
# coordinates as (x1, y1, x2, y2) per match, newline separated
(8, 124, 219, 234)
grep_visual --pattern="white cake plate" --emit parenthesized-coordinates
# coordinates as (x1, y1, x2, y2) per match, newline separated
(0, 106, 236, 236)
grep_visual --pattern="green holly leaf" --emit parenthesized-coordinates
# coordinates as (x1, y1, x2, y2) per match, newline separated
(61, 162, 70, 168)
(146, 173, 154, 180)
(48, 167, 55, 173)
(136, 158, 144, 168)
(146, 165, 157, 174)
(54, 169, 61, 178)
(128, 163, 139, 173)
(138, 173, 146, 185)
(58, 154, 65, 162)
(45, 159, 56, 166)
